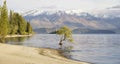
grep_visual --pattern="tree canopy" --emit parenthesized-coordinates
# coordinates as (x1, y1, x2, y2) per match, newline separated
(0, 0, 9, 37)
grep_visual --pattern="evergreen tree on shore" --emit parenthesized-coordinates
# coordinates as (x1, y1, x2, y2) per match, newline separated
(0, 0, 33, 37)
(17, 13, 27, 35)
(9, 11, 33, 35)
(26, 22, 33, 34)
(0, 0, 33, 43)
(9, 11, 19, 34)
(0, 0, 9, 37)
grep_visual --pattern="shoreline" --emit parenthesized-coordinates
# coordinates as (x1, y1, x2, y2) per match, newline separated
(0, 34, 33, 38)
(5, 34, 33, 38)
(0, 43, 90, 64)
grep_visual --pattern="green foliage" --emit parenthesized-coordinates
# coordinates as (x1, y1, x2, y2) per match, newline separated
(0, 0, 9, 37)
(56, 26, 74, 46)
(16, 13, 27, 35)
(26, 22, 33, 34)
(0, 38, 5, 43)
(9, 11, 19, 34)
(0, 0, 33, 38)
(9, 11, 33, 35)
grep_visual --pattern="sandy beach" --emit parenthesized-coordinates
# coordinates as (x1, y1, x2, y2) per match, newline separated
(0, 43, 89, 64)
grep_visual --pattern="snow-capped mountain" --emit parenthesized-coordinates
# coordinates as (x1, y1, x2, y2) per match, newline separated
(23, 5, 120, 18)
(23, 5, 120, 34)
(22, 9, 85, 16)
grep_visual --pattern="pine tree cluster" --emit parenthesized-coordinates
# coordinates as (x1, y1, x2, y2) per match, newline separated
(0, 0, 33, 37)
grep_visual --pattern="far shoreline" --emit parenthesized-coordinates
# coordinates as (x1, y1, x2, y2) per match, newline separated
(4, 34, 33, 38)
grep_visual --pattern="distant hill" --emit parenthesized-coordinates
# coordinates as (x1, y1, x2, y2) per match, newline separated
(72, 28, 116, 34)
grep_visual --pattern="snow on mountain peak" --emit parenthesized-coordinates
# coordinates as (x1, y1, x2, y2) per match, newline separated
(65, 9, 83, 15)
(22, 9, 44, 16)
(22, 5, 120, 18)
(22, 9, 84, 16)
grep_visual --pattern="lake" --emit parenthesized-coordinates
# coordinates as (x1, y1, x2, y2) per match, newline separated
(4, 34, 120, 64)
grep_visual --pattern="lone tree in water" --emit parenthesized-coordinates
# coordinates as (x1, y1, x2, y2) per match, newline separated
(56, 26, 74, 48)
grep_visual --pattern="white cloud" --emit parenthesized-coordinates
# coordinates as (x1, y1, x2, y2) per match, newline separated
(0, 0, 119, 12)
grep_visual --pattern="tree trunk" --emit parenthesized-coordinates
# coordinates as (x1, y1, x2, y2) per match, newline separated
(59, 35, 64, 48)
(59, 39, 63, 48)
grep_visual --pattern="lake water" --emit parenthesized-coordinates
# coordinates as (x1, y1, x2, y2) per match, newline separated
(4, 34, 120, 64)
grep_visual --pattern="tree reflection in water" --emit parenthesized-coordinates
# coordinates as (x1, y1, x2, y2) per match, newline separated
(0, 36, 31, 45)
(0, 38, 5, 43)
(62, 46, 74, 58)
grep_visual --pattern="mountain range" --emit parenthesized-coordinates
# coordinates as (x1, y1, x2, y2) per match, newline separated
(23, 5, 120, 34)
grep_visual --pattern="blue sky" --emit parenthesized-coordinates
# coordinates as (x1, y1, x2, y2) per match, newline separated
(0, 0, 120, 12)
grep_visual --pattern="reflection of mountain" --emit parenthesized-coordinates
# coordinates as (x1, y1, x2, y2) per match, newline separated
(24, 5, 120, 34)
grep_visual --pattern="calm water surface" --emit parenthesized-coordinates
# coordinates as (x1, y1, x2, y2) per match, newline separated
(5, 34, 120, 64)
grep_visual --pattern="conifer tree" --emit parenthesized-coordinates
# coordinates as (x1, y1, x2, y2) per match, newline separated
(17, 14, 27, 35)
(9, 11, 19, 34)
(9, 12, 33, 35)
(0, 0, 33, 37)
(26, 22, 33, 34)
(0, 0, 9, 37)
